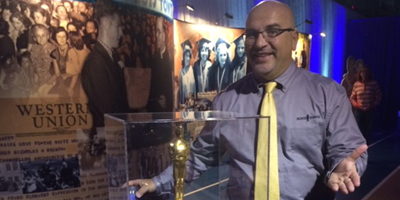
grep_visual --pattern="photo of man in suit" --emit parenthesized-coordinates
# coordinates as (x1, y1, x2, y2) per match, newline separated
(81, 0, 130, 138)
(147, 16, 173, 112)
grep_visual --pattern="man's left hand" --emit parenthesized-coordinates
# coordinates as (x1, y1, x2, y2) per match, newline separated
(327, 144, 368, 194)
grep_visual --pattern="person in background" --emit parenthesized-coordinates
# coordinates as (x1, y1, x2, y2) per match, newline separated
(355, 59, 364, 73)
(231, 34, 247, 82)
(341, 56, 357, 98)
(10, 11, 30, 53)
(208, 38, 232, 92)
(125, 1, 368, 200)
(179, 39, 196, 105)
(147, 15, 173, 112)
(64, 31, 90, 97)
(193, 38, 212, 93)
(30, 24, 56, 96)
(350, 66, 382, 144)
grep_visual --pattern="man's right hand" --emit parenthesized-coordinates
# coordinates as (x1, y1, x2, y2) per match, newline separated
(121, 179, 156, 198)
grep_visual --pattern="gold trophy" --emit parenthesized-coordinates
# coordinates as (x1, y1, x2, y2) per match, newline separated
(168, 124, 190, 200)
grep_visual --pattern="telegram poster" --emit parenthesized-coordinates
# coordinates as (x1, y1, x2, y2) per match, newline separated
(0, 0, 173, 199)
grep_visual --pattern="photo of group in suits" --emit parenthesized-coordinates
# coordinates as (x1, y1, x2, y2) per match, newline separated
(174, 20, 247, 111)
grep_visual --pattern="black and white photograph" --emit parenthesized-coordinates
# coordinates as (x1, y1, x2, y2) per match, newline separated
(77, 130, 106, 171)
(20, 157, 81, 194)
(0, 162, 22, 195)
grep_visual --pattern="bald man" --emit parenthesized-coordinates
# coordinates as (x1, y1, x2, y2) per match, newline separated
(126, 1, 367, 199)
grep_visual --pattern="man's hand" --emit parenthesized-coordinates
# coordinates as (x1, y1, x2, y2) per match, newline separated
(327, 144, 368, 194)
(121, 179, 156, 198)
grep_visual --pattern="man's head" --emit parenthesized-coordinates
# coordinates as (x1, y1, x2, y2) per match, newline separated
(346, 56, 356, 73)
(31, 24, 50, 46)
(85, 20, 97, 34)
(95, 0, 121, 48)
(156, 16, 166, 51)
(355, 59, 364, 73)
(245, 0, 298, 81)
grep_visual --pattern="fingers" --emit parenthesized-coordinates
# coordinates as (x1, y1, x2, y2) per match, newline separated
(121, 179, 142, 188)
(349, 144, 368, 161)
(136, 180, 156, 198)
(328, 175, 360, 194)
(121, 179, 156, 198)
(349, 172, 361, 187)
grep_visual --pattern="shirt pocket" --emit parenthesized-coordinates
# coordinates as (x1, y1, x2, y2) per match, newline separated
(288, 126, 324, 165)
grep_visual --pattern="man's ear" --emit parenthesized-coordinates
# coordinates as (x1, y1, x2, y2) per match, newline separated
(291, 29, 299, 51)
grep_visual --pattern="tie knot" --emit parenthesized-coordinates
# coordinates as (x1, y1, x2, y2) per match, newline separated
(265, 82, 277, 93)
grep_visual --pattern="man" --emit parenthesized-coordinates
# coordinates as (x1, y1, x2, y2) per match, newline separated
(126, 1, 368, 199)
(81, 0, 129, 138)
(147, 16, 173, 112)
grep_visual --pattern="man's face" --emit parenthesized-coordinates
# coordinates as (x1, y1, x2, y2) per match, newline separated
(200, 46, 208, 61)
(55, 31, 67, 46)
(245, 2, 298, 81)
(218, 46, 228, 66)
(105, 14, 122, 48)
(86, 21, 96, 34)
(236, 39, 245, 58)
(33, 12, 46, 25)
(156, 17, 165, 51)
(34, 28, 49, 46)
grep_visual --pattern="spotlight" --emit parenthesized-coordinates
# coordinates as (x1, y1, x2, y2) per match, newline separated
(320, 32, 326, 37)
(185, 3, 194, 11)
(175, 3, 195, 12)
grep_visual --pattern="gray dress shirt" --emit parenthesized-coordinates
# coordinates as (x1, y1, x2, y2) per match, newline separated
(152, 62, 367, 200)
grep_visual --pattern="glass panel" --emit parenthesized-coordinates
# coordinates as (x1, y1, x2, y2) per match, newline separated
(105, 111, 263, 200)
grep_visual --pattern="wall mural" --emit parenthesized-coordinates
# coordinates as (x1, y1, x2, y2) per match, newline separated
(173, 20, 246, 111)
(0, 0, 173, 199)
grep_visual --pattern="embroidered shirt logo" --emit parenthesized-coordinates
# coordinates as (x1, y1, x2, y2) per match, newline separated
(297, 114, 320, 122)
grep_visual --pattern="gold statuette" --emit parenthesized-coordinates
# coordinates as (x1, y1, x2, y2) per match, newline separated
(168, 125, 190, 200)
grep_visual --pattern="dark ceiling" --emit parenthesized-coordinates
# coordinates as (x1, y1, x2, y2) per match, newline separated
(333, 0, 400, 18)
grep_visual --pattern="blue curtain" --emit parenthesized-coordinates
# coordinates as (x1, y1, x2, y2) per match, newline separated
(346, 17, 400, 132)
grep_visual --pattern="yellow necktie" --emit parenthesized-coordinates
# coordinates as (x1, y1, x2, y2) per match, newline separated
(255, 82, 279, 200)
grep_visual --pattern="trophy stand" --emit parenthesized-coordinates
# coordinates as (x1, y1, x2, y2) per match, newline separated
(168, 124, 190, 200)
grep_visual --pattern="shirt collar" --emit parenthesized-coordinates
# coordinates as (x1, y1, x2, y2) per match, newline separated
(252, 61, 297, 93)
(97, 39, 114, 60)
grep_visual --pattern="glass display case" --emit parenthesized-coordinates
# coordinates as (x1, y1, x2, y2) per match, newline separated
(105, 111, 265, 200)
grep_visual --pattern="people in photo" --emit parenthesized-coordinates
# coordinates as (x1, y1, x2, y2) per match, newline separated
(231, 34, 247, 82)
(81, 0, 130, 138)
(193, 37, 212, 93)
(147, 15, 173, 112)
(179, 39, 196, 105)
(208, 38, 232, 92)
